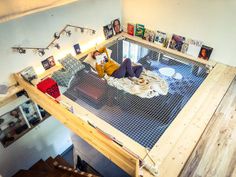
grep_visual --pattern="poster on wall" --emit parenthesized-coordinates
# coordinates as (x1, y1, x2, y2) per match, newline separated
(198, 45, 213, 60)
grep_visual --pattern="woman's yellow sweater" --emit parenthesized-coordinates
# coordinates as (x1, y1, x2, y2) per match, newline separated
(95, 47, 119, 78)
(96, 58, 119, 78)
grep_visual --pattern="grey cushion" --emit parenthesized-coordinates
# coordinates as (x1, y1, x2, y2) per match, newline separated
(52, 70, 74, 88)
(59, 54, 85, 75)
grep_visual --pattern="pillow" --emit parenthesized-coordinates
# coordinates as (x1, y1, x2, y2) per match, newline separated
(52, 70, 74, 88)
(83, 48, 112, 69)
(58, 54, 85, 75)
(83, 53, 96, 69)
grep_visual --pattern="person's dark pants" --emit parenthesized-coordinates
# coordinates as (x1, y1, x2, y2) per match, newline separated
(112, 58, 143, 79)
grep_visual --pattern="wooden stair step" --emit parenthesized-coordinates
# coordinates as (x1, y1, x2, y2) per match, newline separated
(29, 159, 54, 172)
(12, 169, 52, 177)
(45, 157, 56, 169)
(54, 155, 73, 168)
(45, 156, 72, 177)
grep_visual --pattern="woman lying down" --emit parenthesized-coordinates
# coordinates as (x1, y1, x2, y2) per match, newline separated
(89, 47, 168, 98)
(92, 47, 144, 82)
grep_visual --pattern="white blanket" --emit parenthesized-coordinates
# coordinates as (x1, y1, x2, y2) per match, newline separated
(104, 70, 169, 98)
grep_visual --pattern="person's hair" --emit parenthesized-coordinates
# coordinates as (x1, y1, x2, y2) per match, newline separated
(92, 50, 100, 59)
(113, 19, 120, 28)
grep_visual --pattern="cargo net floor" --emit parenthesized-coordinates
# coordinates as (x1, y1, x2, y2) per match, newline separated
(64, 40, 208, 149)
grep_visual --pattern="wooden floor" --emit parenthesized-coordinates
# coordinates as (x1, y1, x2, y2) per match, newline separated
(180, 77, 236, 177)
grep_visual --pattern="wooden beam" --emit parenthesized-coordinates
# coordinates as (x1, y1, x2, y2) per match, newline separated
(14, 73, 139, 177)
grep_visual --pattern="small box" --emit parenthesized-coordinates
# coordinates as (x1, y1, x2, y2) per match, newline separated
(37, 78, 60, 99)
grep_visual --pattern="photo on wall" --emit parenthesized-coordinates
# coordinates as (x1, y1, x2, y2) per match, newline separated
(111, 18, 122, 35)
(169, 34, 186, 51)
(103, 24, 114, 39)
(74, 43, 81, 55)
(198, 45, 213, 60)
(143, 29, 155, 42)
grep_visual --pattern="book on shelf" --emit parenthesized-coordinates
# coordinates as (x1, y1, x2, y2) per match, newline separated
(143, 29, 155, 42)
(181, 39, 203, 58)
(198, 45, 213, 60)
(111, 18, 122, 35)
(135, 24, 145, 38)
(41, 56, 55, 70)
(20, 66, 37, 84)
(73, 43, 81, 55)
(127, 23, 135, 36)
(154, 31, 167, 46)
(169, 34, 186, 51)
(103, 24, 114, 39)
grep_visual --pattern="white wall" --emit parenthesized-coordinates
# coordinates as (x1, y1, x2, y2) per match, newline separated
(0, 117, 72, 177)
(0, 1, 122, 177)
(0, 0, 122, 85)
(122, 0, 236, 66)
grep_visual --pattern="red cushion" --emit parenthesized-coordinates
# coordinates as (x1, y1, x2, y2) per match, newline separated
(37, 78, 60, 98)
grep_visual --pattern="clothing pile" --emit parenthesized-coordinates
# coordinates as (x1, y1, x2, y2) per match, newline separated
(104, 69, 168, 98)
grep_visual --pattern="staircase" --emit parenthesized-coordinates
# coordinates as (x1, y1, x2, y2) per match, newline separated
(12, 155, 99, 177)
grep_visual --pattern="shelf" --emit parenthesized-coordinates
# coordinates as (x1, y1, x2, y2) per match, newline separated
(0, 85, 24, 107)
(0, 95, 29, 116)
(0, 85, 23, 101)
(2, 114, 51, 148)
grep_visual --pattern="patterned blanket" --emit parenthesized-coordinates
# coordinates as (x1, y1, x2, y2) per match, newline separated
(104, 70, 169, 98)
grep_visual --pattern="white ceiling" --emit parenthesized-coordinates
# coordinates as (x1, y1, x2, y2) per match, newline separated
(0, 0, 78, 23)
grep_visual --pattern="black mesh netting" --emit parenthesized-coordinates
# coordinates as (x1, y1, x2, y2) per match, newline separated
(64, 39, 208, 149)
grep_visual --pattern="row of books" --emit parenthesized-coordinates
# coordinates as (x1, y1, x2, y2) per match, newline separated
(127, 23, 213, 61)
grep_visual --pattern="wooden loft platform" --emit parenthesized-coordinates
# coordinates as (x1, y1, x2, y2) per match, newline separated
(14, 32, 236, 177)
(180, 75, 236, 177)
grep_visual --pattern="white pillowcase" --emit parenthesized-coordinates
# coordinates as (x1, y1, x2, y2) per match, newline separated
(83, 48, 112, 69)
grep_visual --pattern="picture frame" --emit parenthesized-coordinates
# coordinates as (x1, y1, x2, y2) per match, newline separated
(41, 56, 55, 70)
(74, 44, 81, 55)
